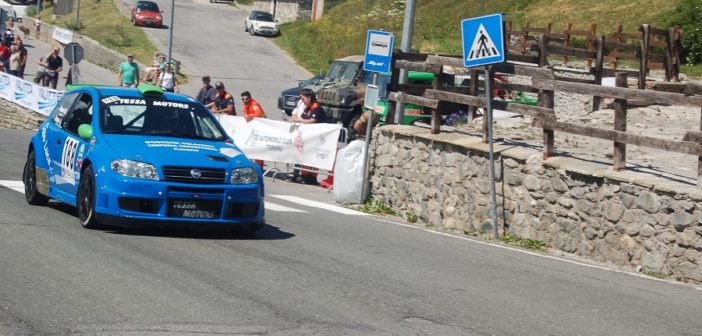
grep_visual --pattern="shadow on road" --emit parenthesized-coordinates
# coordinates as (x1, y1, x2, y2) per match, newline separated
(105, 222, 294, 240)
(47, 202, 294, 240)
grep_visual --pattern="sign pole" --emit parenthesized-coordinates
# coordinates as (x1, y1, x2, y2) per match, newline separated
(485, 66, 499, 239)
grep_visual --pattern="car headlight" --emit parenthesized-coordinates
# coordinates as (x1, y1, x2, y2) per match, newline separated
(156, 16, 162, 20)
(111, 159, 159, 180)
(230, 167, 258, 184)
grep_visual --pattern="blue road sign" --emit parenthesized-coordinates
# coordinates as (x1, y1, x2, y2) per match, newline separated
(364, 30, 395, 73)
(461, 13, 505, 68)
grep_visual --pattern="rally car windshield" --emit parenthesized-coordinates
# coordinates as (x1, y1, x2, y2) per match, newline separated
(100, 96, 227, 141)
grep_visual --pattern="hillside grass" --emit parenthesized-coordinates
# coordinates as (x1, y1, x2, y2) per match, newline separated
(35, 1, 157, 68)
(275, 0, 702, 76)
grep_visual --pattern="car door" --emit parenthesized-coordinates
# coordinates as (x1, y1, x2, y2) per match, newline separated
(43, 92, 78, 190)
(50, 92, 94, 197)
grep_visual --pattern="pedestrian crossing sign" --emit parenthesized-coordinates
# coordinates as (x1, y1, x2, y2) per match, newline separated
(461, 13, 505, 68)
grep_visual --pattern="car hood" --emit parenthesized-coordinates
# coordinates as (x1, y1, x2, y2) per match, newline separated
(101, 134, 251, 168)
(136, 11, 160, 18)
(280, 86, 301, 97)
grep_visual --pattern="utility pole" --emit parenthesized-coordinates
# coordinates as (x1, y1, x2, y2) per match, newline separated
(166, 0, 175, 64)
(74, 0, 80, 29)
(311, 0, 324, 21)
(393, 0, 416, 124)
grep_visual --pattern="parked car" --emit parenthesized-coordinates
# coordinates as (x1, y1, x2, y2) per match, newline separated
(244, 10, 279, 36)
(130, 0, 163, 28)
(22, 84, 265, 233)
(277, 74, 324, 117)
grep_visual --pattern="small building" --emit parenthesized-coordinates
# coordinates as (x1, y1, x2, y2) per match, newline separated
(252, 0, 313, 23)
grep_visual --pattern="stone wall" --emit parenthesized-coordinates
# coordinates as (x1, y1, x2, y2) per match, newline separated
(0, 99, 44, 130)
(370, 125, 702, 283)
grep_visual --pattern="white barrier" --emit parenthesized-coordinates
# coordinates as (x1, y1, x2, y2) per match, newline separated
(217, 116, 342, 171)
(0, 72, 63, 116)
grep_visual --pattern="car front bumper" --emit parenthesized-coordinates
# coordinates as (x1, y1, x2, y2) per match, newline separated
(253, 27, 279, 35)
(93, 171, 264, 227)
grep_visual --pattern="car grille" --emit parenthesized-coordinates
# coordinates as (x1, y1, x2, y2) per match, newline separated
(319, 91, 337, 103)
(284, 95, 299, 107)
(162, 167, 226, 184)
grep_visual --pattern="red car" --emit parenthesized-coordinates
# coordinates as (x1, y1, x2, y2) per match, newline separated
(131, 1, 163, 28)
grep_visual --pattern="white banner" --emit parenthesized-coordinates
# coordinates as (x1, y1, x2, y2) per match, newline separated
(218, 116, 342, 171)
(52, 27, 73, 44)
(0, 72, 63, 116)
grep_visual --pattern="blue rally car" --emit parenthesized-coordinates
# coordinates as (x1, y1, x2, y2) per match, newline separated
(22, 84, 265, 233)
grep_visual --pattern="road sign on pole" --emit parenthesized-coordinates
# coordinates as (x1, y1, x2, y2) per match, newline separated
(461, 13, 506, 239)
(461, 13, 505, 68)
(363, 30, 394, 74)
(64, 42, 84, 64)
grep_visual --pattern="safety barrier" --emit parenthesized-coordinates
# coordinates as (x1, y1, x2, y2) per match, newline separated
(263, 127, 348, 190)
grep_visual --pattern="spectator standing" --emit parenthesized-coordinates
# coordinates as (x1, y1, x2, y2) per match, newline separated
(33, 56, 45, 84)
(41, 47, 63, 89)
(9, 45, 19, 77)
(0, 42, 10, 73)
(14, 36, 26, 78)
(2, 25, 14, 47)
(206, 81, 235, 115)
(117, 54, 139, 87)
(144, 51, 161, 83)
(242, 91, 267, 169)
(289, 88, 326, 184)
(34, 16, 41, 40)
(158, 63, 178, 92)
(196, 75, 216, 105)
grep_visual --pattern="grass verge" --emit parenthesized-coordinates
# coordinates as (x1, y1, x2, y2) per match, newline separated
(35, 1, 157, 71)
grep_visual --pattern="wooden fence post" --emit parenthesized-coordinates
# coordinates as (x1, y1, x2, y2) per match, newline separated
(538, 82, 555, 159)
(563, 23, 572, 65)
(431, 71, 442, 134)
(673, 25, 682, 82)
(522, 22, 530, 54)
(386, 58, 400, 124)
(640, 24, 650, 90)
(665, 27, 674, 82)
(613, 72, 628, 171)
(611, 24, 622, 69)
(468, 69, 479, 122)
(587, 23, 597, 67)
(592, 35, 605, 111)
(538, 34, 549, 67)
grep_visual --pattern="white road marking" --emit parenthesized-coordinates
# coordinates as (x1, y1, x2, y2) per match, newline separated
(265, 201, 307, 213)
(269, 194, 367, 216)
(0, 180, 24, 193)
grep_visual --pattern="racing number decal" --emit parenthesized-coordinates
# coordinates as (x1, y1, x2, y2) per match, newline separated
(61, 137, 79, 185)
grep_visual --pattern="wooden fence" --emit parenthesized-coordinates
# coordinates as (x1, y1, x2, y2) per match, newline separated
(383, 51, 702, 186)
(507, 22, 683, 89)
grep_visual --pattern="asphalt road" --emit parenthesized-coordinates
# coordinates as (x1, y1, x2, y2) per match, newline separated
(2, 129, 702, 335)
(115, 0, 311, 121)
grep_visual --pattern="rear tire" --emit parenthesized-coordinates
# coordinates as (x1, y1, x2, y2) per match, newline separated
(23, 150, 49, 206)
(77, 165, 101, 229)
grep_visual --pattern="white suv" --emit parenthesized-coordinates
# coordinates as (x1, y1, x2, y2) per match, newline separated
(244, 11, 279, 36)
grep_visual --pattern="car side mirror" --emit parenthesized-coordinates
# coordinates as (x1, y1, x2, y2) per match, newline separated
(298, 80, 304, 87)
(15, 18, 21, 23)
(78, 124, 93, 140)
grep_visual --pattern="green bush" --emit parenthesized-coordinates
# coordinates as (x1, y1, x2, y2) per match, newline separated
(664, 0, 702, 65)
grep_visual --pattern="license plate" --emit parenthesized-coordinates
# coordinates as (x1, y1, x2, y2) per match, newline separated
(168, 199, 219, 219)
(286, 101, 297, 106)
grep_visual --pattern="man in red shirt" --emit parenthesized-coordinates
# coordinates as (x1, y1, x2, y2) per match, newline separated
(241, 91, 266, 169)
(241, 91, 266, 121)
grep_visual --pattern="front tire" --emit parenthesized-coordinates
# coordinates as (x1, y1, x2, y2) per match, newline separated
(23, 150, 49, 206)
(77, 165, 101, 229)
(249, 25, 255, 36)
